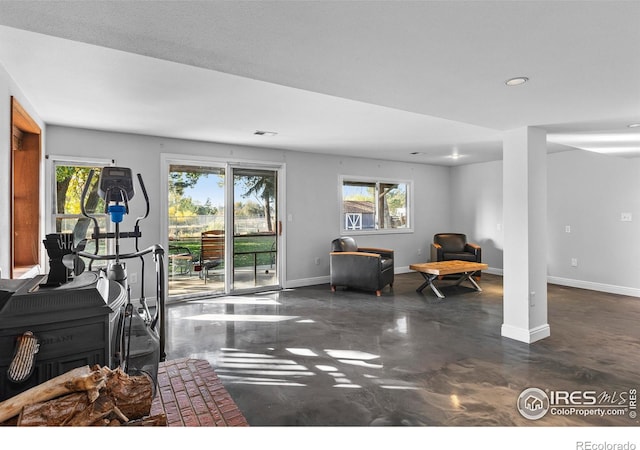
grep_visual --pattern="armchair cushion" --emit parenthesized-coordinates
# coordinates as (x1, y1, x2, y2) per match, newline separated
(437, 233, 467, 253)
(330, 237, 394, 296)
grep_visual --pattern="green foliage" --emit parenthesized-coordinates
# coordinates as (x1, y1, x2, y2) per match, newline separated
(168, 171, 218, 218)
(56, 165, 105, 214)
(383, 185, 407, 212)
(239, 173, 276, 231)
(233, 201, 263, 218)
(169, 171, 205, 196)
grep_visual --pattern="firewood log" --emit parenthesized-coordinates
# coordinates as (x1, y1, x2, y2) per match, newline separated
(18, 392, 89, 426)
(0, 365, 156, 426)
(123, 414, 167, 427)
(103, 367, 153, 419)
(0, 365, 107, 423)
(65, 394, 120, 426)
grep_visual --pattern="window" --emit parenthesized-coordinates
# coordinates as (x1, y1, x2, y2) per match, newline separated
(51, 159, 112, 252)
(341, 177, 411, 232)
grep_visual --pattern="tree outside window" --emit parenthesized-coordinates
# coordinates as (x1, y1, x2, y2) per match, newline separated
(54, 163, 108, 251)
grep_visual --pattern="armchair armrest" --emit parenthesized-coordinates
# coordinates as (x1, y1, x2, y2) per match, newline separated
(331, 251, 381, 259)
(358, 247, 394, 259)
(431, 243, 443, 262)
(465, 243, 481, 254)
(464, 243, 482, 263)
(330, 250, 384, 275)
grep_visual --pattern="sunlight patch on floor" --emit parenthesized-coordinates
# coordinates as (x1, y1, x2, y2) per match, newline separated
(190, 296, 281, 305)
(183, 313, 299, 322)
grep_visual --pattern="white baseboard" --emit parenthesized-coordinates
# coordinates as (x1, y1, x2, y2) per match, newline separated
(468, 269, 639, 298)
(285, 275, 330, 289)
(484, 267, 504, 276)
(231, 270, 640, 299)
(501, 323, 551, 343)
(451, 268, 638, 298)
(547, 276, 640, 298)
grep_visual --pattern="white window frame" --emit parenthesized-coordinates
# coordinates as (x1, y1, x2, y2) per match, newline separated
(339, 175, 413, 235)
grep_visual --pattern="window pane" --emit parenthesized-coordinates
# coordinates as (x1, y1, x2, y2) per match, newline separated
(168, 165, 225, 242)
(55, 165, 104, 214)
(380, 182, 408, 229)
(342, 181, 375, 230)
(54, 164, 107, 246)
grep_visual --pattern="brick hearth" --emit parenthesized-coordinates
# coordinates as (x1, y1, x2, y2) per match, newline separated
(150, 358, 249, 427)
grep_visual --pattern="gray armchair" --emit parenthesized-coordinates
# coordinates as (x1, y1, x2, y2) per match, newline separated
(330, 237, 394, 296)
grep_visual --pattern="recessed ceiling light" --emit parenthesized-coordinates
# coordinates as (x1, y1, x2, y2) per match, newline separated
(254, 130, 278, 136)
(628, 123, 640, 128)
(505, 77, 529, 86)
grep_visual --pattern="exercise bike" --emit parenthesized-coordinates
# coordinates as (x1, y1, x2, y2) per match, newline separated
(68, 166, 166, 386)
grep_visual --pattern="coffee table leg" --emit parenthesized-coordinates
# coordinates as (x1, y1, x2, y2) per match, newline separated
(454, 271, 482, 292)
(416, 273, 445, 298)
(467, 272, 482, 292)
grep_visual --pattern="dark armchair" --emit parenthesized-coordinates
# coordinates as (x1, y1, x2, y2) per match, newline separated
(330, 237, 394, 296)
(431, 233, 481, 277)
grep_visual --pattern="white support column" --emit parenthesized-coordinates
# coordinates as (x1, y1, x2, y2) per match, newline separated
(501, 127, 550, 343)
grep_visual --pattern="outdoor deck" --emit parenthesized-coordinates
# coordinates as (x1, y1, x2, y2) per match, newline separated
(168, 232, 277, 296)
(168, 263, 278, 296)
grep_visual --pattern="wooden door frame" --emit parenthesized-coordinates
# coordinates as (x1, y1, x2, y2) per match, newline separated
(10, 97, 42, 278)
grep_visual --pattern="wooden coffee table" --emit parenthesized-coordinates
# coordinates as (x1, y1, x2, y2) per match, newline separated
(409, 260, 488, 298)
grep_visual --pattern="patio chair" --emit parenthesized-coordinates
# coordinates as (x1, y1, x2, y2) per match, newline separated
(199, 230, 224, 283)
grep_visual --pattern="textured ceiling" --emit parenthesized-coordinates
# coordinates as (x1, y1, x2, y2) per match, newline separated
(0, 1, 638, 164)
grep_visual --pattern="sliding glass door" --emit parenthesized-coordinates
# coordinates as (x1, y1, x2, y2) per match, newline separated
(166, 161, 281, 299)
(232, 168, 278, 290)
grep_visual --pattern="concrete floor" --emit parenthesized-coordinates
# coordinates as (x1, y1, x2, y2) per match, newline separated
(164, 272, 640, 428)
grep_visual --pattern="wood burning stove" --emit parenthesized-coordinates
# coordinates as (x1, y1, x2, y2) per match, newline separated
(0, 272, 126, 401)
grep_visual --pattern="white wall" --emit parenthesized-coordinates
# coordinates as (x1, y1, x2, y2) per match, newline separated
(45, 125, 452, 296)
(547, 149, 640, 295)
(451, 149, 640, 296)
(450, 159, 504, 273)
(0, 63, 46, 278)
